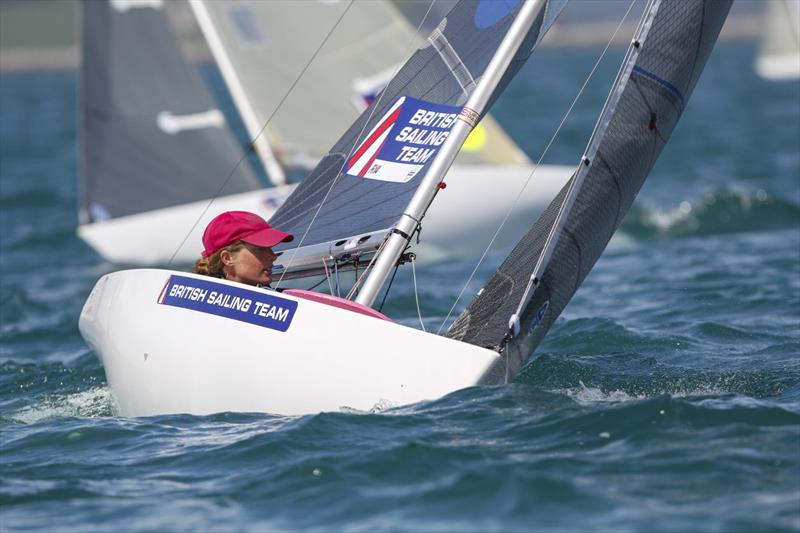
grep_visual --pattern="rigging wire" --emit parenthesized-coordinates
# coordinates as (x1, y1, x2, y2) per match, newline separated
(322, 258, 335, 295)
(410, 255, 426, 332)
(333, 260, 341, 297)
(275, 0, 439, 290)
(436, 0, 640, 335)
(377, 262, 401, 312)
(346, 238, 389, 300)
(167, 1, 356, 266)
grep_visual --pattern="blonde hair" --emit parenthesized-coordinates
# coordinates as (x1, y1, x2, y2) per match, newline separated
(194, 241, 246, 278)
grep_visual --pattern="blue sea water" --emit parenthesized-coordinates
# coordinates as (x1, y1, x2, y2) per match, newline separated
(1, 39, 799, 531)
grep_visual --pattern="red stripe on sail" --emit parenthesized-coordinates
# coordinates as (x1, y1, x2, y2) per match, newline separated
(347, 105, 402, 171)
(357, 137, 388, 177)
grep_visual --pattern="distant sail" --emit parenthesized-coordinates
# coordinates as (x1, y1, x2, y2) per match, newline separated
(755, 0, 800, 81)
(268, 0, 567, 265)
(79, 0, 260, 223)
(447, 0, 733, 384)
(191, 0, 530, 168)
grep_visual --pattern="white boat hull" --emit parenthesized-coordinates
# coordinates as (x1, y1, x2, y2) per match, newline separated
(419, 163, 572, 259)
(77, 187, 297, 265)
(77, 163, 572, 265)
(79, 269, 501, 416)
(755, 53, 800, 82)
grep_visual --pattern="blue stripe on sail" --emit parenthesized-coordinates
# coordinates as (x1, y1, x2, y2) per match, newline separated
(632, 66, 685, 105)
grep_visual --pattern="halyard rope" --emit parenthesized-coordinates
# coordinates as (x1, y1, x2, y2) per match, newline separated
(411, 255, 426, 332)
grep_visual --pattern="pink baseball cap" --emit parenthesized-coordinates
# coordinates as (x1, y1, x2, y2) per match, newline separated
(201, 211, 293, 257)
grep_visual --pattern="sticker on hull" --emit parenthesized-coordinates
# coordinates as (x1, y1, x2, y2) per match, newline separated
(345, 96, 462, 183)
(158, 275, 297, 332)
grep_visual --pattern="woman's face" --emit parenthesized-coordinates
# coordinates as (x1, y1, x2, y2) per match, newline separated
(222, 244, 278, 286)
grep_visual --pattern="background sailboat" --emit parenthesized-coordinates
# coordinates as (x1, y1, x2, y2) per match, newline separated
(754, 0, 800, 81)
(78, 0, 572, 265)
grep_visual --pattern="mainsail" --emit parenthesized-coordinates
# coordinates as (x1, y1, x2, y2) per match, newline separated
(189, 0, 530, 169)
(79, 0, 261, 223)
(269, 0, 567, 269)
(446, 0, 734, 384)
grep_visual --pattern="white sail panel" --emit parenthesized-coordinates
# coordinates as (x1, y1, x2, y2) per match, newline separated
(194, 0, 529, 167)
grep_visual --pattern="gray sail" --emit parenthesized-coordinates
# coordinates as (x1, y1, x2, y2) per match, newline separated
(79, 0, 260, 223)
(446, 0, 733, 384)
(270, 0, 567, 260)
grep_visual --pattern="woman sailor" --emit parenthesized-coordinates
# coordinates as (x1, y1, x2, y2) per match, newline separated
(194, 211, 293, 287)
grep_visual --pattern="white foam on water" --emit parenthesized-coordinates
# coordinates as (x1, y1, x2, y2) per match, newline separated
(555, 381, 646, 405)
(339, 398, 396, 414)
(556, 380, 734, 406)
(11, 387, 116, 424)
(646, 200, 695, 231)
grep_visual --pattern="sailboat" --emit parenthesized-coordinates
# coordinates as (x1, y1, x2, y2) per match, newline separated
(754, 0, 800, 81)
(77, 0, 572, 265)
(79, 0, 733, 416)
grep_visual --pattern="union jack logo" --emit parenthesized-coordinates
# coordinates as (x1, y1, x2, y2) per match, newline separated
(345, 96, 406, 177)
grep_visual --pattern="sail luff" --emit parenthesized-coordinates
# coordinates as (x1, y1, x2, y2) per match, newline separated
(354, 0, 549, 307)
(77, 1, 89, 224)
(188, 0, 287, 185)
(508, 0, 661, 336)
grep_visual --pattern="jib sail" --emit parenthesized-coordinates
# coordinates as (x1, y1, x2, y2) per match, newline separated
(446, 0, 734, 385)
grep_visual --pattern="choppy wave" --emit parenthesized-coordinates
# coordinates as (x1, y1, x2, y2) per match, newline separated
(9, 386, 115, 424)
(520, 351, 796, 401)
(621, 188, 800, 239)
(2, 44, 799, 532)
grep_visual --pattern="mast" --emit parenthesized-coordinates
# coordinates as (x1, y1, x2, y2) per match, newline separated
(355, 0, 547, 307)
(188, 0, 288, 186)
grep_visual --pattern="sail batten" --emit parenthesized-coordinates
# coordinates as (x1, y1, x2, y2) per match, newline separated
(446, 0, 734, 384)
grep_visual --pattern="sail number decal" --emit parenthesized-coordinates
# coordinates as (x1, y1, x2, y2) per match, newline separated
(158, 275, 297, 332)
(528, 301, 550, 334)
(345, 96, 462, 183)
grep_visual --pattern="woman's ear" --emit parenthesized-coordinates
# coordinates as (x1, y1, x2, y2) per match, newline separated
(220, 249, 234, 266)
